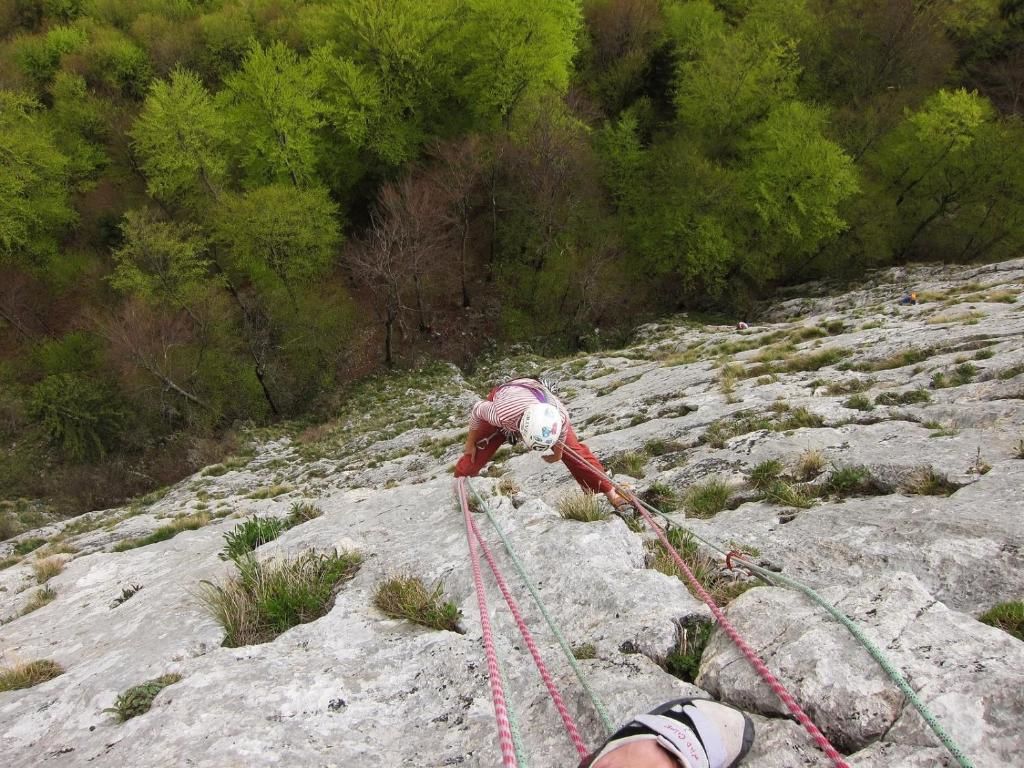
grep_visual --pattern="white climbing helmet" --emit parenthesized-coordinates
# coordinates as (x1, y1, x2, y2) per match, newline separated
(519, 403, 563, 451)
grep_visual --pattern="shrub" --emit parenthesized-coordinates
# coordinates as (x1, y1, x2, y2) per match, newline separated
(748, 460, 783, 491)
(28, 374, 126, 461)
(978, 601, 1023, 641)
(796, 449, 826, 480)
(373, 575, 462, 632)
(663, 619, 714, 683)
(199, 550, 362, 647)
(608, 450, 647, 478)
(106, 674, 182, 722)
(33, 557, 65, 584)
(556, 491, 608, 522)
(113, 512, 210, 552)
(0, 659, 64, 691)
(684, 479, 730, 519)
(843, 394, 874, 411)
(975, 348, 994, 360)
(13, 537, 47, 556)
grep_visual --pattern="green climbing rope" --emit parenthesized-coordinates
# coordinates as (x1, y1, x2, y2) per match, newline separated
(467, 480, 616, 737)
(626, 494, 976, 768)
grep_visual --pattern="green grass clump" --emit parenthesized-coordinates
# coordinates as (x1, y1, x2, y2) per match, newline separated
(823, 465, 881, 497)
(903, 468, 959, 496)
(1015, 440, 1024, 459)
(373, 575, 463, 632)
(556, 491, 608, 522)
(608, 450, 647, 478)
(247, 484, 293, 500)
(199, 550, 362, 647)
(854, 348, 933, 372)
(684, 478, 731, 519)
(796, 449, 826, 480)
(642, 482, 680, 512)
(875, 389, 931, 406)
(663, 620, 714, 683)
(649, 528, 752, 605)
(13, 537, 47, 556)
(21, 585, 57, 615)
(644, 438, 685, 456)
(748, 459, 783, 491)
(997, 363, 1024, 380)
(763, 480, 813, 508)
(931, 363, 978, 389)
(287, 501, 322, 525)
(0, 659, 64, 691)
(702, 407, 821, 449)
(0, 556, 21, 570)
(107, 674, 182, 722)
(220, 517, 285, 561)
(843, 394, 874, 411)
(978, 601, 1023, 641)
(113, 512, 211, 552)
(824, 378, 873, 396)
(975, 348, 995, 360)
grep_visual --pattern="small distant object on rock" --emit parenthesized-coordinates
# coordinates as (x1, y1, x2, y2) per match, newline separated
(899, 291, 918, 305)
(736, 321, 749, 331)
(328, 698, 346, 711)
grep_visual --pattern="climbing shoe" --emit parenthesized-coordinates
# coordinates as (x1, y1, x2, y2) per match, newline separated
(579, 697, 754, 768)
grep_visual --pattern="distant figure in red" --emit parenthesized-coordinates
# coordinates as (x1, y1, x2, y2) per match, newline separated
(454, 378, 632, 515)
(737, 321, 749, 331)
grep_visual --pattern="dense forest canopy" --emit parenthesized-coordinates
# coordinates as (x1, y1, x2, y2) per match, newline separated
(1, 0, 1023, 515)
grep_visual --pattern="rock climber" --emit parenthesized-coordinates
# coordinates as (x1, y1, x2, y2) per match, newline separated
(454, 378, 634, 517)
(581, 697, 754, 768)
(899, 290, 918, 306)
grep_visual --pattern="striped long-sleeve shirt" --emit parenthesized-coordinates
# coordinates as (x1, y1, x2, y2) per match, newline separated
(469, 379, 571, 444)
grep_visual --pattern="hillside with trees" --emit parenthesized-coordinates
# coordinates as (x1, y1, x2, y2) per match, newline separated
(2, 0, 1023, 517)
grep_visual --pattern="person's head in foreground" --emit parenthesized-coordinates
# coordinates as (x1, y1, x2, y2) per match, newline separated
(583, 698, 753, 768)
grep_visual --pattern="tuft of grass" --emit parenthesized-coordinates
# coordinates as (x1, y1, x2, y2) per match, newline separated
(762, 481, 813, 509)
(608, 450, 647, 479)
(978, 601, 1023, 640)
(106, 674, 182, 722)
(641, 482, 680, 512)
(684, 478, 731, 519)
(825, 378, 874, 396)
(931, 362, 978, 389)
(571, 643, 597, 660)
(1015, 440, 1024, 459)
(32, 557, 65, 584)
(663, 619, 714, 683)
(644, 438, 685, 456)
(875, 389, 931, 406)
(823, 465, 881, 497)
(843, 394, 874, 411)
(854, 348, 933, 372)
(113, 512, 211, 552)
(975, 348, 995, 360)
(796, 449, 826, 481)
(287, 502, 322, 525)
(110, 584, 143, 608)
(556, 491, 608, 522)
(199, 550, 362, 647)
(373, 575, 463, 632)
(497, 476, 521, 496)
(0, 659, 64, 691)
(22, 585, 57, 615)
(997, 363, 1024, 381)
(220, 517, 285, 562)
(0, 556, 21, 570)
(247, 484, 293, 500)
(903, 468, 959, 496)
(13, 537, 47, 556)
(649, 528, 752, 605)
(748, 459, 783, 491)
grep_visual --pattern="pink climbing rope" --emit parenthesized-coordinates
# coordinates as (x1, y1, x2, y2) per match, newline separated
(464, 496, 591, 759)
(626, 491, 852, 768)
(457, 479, 518, 767)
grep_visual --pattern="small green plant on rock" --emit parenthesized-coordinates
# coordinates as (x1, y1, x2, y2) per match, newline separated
(748, 460, 783, 491)
(843, 394, 874, 411)
(978, 601, 1023, 641)
(642, 482, 680, 512)
(21, 585, 56, 615)
(107, 674, 182, 722)
(875, 389, 930, 406)
(796, 449, 826, 480)
(373, 575, 463, 632)
(0, 659, 64, 691)
(684, 479, 731, 519)
(13, 538, 47, 556)
(220, 517, 285, 561)
(287, 502, 322, 525)
(113, 512, 211, 552)
(763, 481, 812, 509)
(556, 491, 608, 522)
(571, 643, 597, 660)
(823, 465, 881, 497)
(608, 450, 647, 478)
(663, 619, 714, 683)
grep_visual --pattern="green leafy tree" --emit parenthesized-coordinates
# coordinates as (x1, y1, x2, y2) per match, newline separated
(29, 373, 126, 461)
(46, 72, 108, 181)
(0, 91, 76, 267)
(220, 41, 323, 187)
(131, 68, 228, 204)
(213, 183, 341, 299)
(12, 24, 88, 86)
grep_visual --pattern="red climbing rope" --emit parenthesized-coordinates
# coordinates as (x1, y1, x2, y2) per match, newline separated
(464, 490, 591, 759)
(457, 479, 518, 767)
(626, 490, 852, 768)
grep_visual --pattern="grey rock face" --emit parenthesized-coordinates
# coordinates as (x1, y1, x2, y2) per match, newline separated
(2, 258, 1023, 767)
